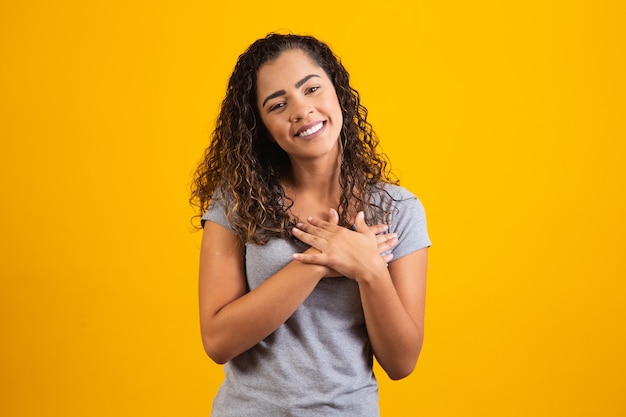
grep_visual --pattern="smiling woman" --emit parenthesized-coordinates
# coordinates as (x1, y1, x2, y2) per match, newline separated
(256, 49, 343, 163)
(190, 33, 431, 417)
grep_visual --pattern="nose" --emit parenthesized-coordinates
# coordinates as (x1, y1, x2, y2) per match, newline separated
(289, 98, 313, 123)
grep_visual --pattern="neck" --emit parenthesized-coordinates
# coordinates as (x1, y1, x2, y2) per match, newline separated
(284, 155, 342, 200)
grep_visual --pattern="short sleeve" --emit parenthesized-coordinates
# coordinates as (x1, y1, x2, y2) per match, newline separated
(201, 190, 235, 233)
(385, 186, 431, 261)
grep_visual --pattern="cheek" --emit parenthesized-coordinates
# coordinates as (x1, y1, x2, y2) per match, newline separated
(327, 94, 343, 118)
(260, 116, 276, 135)
(329, 98, 344, 126)
(262, 119, 286, 143)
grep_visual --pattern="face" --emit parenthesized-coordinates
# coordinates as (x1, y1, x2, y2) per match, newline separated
(256, 49, 343, 163)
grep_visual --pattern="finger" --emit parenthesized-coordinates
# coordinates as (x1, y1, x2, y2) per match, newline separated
(377, 235, 398, 254)
(369, 223, 389, 235)
(306, 215, 337, 231)
(328, 208, 339, 225)
(382, 253, 394, 264)
(291, 226, 326, 249)
(298, 216, 339, 240)
(292, 251, 328, 265)
(291, 224, 317, 242)
(295, 221, 334, 241)
(375, 232, 397, 244)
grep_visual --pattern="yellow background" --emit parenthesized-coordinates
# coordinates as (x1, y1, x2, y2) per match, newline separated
(1, 1, 625, 416)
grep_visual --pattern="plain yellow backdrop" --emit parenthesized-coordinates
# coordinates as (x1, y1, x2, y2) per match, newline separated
(1, 1, 625, 416)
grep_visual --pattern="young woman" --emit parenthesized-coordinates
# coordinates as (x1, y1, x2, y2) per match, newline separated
(191, 33, 431, 416)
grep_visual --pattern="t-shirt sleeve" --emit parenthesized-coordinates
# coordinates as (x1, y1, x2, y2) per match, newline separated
(201, 191, 235, 233)
(388, 187, 431, 261)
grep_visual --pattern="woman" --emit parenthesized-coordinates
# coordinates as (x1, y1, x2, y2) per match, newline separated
(191, 33, 431, 416)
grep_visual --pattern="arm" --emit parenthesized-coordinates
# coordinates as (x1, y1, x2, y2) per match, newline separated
(292, 211, 428, 380)
(198, 221, 327, 364)
(358, 248, 428, 380)
(198, 218, 398, 364)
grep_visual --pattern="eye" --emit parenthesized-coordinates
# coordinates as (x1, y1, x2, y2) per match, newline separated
(306, 86, 320, 94)
(268, 102, 286, 112)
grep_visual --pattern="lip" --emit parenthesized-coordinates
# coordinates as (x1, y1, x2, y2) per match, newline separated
(294, 121, 326, 139)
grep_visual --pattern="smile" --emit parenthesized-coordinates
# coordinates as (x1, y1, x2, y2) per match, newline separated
(296, 122, 324, 138)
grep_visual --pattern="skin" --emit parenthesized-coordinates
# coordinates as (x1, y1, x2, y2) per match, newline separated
(257, 49, 343, 168)
(199, 49, 428, 380)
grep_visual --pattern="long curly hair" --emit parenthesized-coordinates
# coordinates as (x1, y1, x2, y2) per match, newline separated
(190, 33, 398, 244)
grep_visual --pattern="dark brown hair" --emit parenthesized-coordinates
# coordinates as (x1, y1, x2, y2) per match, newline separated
(190, 33, 397, 244)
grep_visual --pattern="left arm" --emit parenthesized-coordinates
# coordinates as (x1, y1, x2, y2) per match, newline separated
(292, 211, 428, 380)
(358, 247, 428, 380)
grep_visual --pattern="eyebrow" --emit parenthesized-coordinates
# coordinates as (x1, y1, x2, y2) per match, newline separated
(261, 74, 321, 108)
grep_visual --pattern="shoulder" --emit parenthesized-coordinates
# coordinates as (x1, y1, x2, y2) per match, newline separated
(370, 183, 421, 206)
(201, 188, 235, 233)
(376, 184, 432, 256)
(381, 183, 418, 201)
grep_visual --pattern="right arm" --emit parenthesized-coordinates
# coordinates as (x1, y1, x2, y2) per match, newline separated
(198, 221, 328, 364)
(199, 212, 398, 364)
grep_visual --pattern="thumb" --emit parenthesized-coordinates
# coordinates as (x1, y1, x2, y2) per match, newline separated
(354, 211, 369, 233)
(328, 208, 339, 225)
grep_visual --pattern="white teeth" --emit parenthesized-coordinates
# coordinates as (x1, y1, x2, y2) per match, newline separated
(298, 122, 323, 137)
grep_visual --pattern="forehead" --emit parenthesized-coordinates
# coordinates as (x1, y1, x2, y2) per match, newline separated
(256, 49, 327, 92)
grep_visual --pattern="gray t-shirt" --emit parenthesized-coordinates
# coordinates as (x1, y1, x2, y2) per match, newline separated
(202, 184, 431, 417)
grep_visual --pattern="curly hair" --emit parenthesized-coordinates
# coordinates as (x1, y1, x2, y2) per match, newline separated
(190, 33, 398, 244)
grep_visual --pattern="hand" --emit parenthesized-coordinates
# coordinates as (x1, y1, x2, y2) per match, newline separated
(291, 209, 398, 280)
(328, 208, 398, 259)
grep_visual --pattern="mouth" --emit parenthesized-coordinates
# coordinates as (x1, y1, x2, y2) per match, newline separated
(295, 121, 325, 138)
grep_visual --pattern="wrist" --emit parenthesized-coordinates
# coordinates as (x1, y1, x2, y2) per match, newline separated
(354, 261, 391, 286)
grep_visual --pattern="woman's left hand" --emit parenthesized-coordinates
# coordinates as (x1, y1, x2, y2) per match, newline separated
(291, 209, 397, 281)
